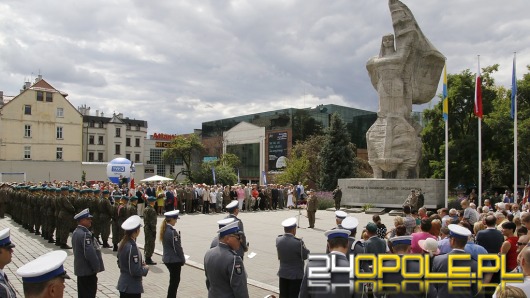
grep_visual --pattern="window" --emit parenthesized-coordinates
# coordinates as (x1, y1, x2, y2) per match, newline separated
(36, 91, 44, 101)
(56, 108, 64, 117)
(115, 127, 121, 137)
(169, 164, 175, 174)
(89, 135, 94, 145)
(98, 152, 103, 162)
(24, 146, 31, 159)
(127, 123, 131, 130)
(135, 138, 140, 147)
(89, 121, 95, 128)
(46, 92, 53, 102)
(24, 105, 31, 115)
(136, 124, 140, 131)
(126, 138, 131, 147)
(126, 153, 131, 160)
(56, 147, 63, 160)
(24, 125, 31, 138)
(88, 152, 94, 162)
(56, 127, 63, 139)
(135, 154, 140, 163)
(115, 144, 121, 155)
(98, 136, 104, 145)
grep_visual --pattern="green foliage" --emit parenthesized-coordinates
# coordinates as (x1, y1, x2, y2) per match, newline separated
(162, 134, 204, 179)
(276, 135, 325, 186)
(318, 198, 335, 210)
(275, 152, 310, 185)
(319, 113, 355, 190)
(421, 64, 530, 191)
(192, 153, 241, 185)
(362, 203, 374, 212)
(81, 171, 86, 182)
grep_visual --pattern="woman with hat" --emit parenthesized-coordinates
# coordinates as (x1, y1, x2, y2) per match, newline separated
(160, 210, 185, 298)
(117, 215, 149, 297)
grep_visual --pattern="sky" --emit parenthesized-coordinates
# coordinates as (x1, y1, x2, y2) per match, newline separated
(1, 0, 529, 135)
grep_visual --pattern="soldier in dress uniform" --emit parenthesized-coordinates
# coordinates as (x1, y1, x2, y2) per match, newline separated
(143, 196, 158, 265)
(0, 228, 17, 298)
(161, 210, 186, 298)
(332, 186, 342, 210)
(72, 208, 104, 298)
(58, 186, 75, 249)
(204, 221, 249, 298)
(225, 200, 248, 259)
(112, 194, 127, 252)
(45, 187, 56, 243)
(26, 187, 35, 233)
(33, 187, 43, 236)
(98, 190, 113, 248)
(16, 251, 70, 297)
(89, 189, 102, 245)
(276, 217, 309, 298)
(430, 224, 482, 297)
(306, 189, 318, 229)
(299, 229, 352, 298)
(117, 215, 149, 297)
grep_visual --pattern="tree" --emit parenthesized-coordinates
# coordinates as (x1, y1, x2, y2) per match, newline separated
(162, 134, 204, 180)
(319, 113, 355, 190)
(193, 153, 240, 185)
(276, 135, 325, 186)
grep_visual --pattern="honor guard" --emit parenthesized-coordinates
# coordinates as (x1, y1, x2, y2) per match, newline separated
(117, 215, 149, 297)
(58, 186, 75, 249)
(225, 200, 248, 259)
(0, 229, 16, 298)
(98, 190, 113, 248)
(112, 194, 128, 251)
(276, 217, 309, 298)
(143, 196, 158, 265)
(204, 221, 249, 298)
(72, 209, 104, 298)
(16, 251, 70, 298)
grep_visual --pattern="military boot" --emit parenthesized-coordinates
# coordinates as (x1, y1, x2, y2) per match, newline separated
(145, 257, 157, 265)
(103, 241, 113, 248)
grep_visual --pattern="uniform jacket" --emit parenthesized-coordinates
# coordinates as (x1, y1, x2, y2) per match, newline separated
(276, 233, 309, 280)
(117, 239, 148, 294)
(204, 242, 249, 298)
(72, 225, 104, 276)
(143, 205, 157, 231)
(429, 249, 483, 298)
(382, 256, 422, 298)
(364, 236, 386, 255)
(162, 224, 185, 264)
(299, 251, 351, 298)
(0, 271, 16, 298)
(307, 195, 318, 212)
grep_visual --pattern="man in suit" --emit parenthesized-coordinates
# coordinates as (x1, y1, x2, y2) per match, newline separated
(276, 217, 309, 298)
(382, 236, 422, 298)
(299, 229, 352, 298)
(430, 224, 483, 298)
(476, 215, 504, 254)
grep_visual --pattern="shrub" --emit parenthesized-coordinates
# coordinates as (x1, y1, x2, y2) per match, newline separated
(315, 191, 334, 210)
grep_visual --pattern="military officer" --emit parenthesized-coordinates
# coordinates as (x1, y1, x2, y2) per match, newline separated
(306, 189, 318, 229)
(225, 200, 248, 259)
(72, 209, 104, 298)
(338, 216, 365, 260)
(98, 190, 113, 248)
(299, 229, 352, 298)
(161, 210, 186, 298)
(58, 186, 75, 249)
(204, 221, 249, 298)
(143, 196, 157, 265)
(16, 251, 70, 298)
(210, 218, 236, 248)
(276, 217, 309, 298)
(112, 194, 128, 252)
(128, 196, 139, 218)
(117, 215, 149, 297)
(0, 228, 17, 298)
(332, 186, 342, 210)
(334, 210, 347, 228)
(90, 189, 102, 245)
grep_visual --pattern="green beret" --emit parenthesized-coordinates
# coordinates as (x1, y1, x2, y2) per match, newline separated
(94, 189, 100, 194)
(147, 196, 157, 202)
(61, 186, 69, 191)
(102, 190, 110, 194)
(130, 196, 138, 201)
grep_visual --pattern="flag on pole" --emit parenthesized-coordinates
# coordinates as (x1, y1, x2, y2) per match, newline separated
(442, 63, 448, 121)
(511, 55, 517, 119)
(262, 170, 267, 186)
(211, 167, 216, 185)
(237, 168, 240, 184)
(474, 58, 483, 118)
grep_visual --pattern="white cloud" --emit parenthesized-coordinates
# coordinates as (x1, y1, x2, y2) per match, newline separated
(0, 0, 528, 134)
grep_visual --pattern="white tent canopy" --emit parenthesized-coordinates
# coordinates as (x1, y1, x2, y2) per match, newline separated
(140, 175, 173, 182)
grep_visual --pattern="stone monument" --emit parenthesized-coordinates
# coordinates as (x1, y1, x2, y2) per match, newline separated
(339, 0, 445, 209)
(366, 0, 445, 179)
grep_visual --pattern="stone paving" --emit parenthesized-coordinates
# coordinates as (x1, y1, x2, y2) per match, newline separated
(0, 208, 396, 297)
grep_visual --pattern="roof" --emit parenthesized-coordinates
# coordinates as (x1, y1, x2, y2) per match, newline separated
(83, 115, 148, 128)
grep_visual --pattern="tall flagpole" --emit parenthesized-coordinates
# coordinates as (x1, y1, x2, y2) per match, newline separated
(443, 62, 449, 208)
(476, 55, 482, 206)
(513, 52, 518, 198)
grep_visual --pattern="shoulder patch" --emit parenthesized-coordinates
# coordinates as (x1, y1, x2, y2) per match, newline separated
(85, 238, 92, 245)
(234, 263, 243, 275)
(133, 255, 139, 264)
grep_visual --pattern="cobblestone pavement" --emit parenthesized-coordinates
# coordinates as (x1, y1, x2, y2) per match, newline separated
(0, 208, 395, 297)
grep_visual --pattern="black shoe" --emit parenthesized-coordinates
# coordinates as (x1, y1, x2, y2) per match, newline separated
(35, 231, 41, 235)
(60, 244, 72, 249)
(48, 238, 55, 243)
(145, 258, 157, 265)
(103, 242, 113, 248)
(113, 246, 118, 252)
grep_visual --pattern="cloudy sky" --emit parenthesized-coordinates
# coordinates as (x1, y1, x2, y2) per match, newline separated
(1, 0, 528, 135)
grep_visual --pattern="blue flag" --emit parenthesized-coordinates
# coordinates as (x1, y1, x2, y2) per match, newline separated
(211, 167, 216, 185)
(262, 171, 267, 186)
(511, 55, 517, 119)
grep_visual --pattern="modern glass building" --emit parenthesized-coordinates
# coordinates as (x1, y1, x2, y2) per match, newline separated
(201, 104, 378, 183)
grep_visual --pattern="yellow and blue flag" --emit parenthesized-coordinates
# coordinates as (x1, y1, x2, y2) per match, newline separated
(442, 63, 448, 121)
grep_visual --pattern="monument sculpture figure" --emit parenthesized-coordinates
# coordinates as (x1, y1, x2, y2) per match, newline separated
(366, 0, 445, 179)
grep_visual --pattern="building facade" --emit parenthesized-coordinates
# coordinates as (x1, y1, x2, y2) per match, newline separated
(79, 106, 148, 164)
(0, 77, 84, 181)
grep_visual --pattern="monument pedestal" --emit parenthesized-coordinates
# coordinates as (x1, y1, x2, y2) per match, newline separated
(338, 178, 444, 209)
